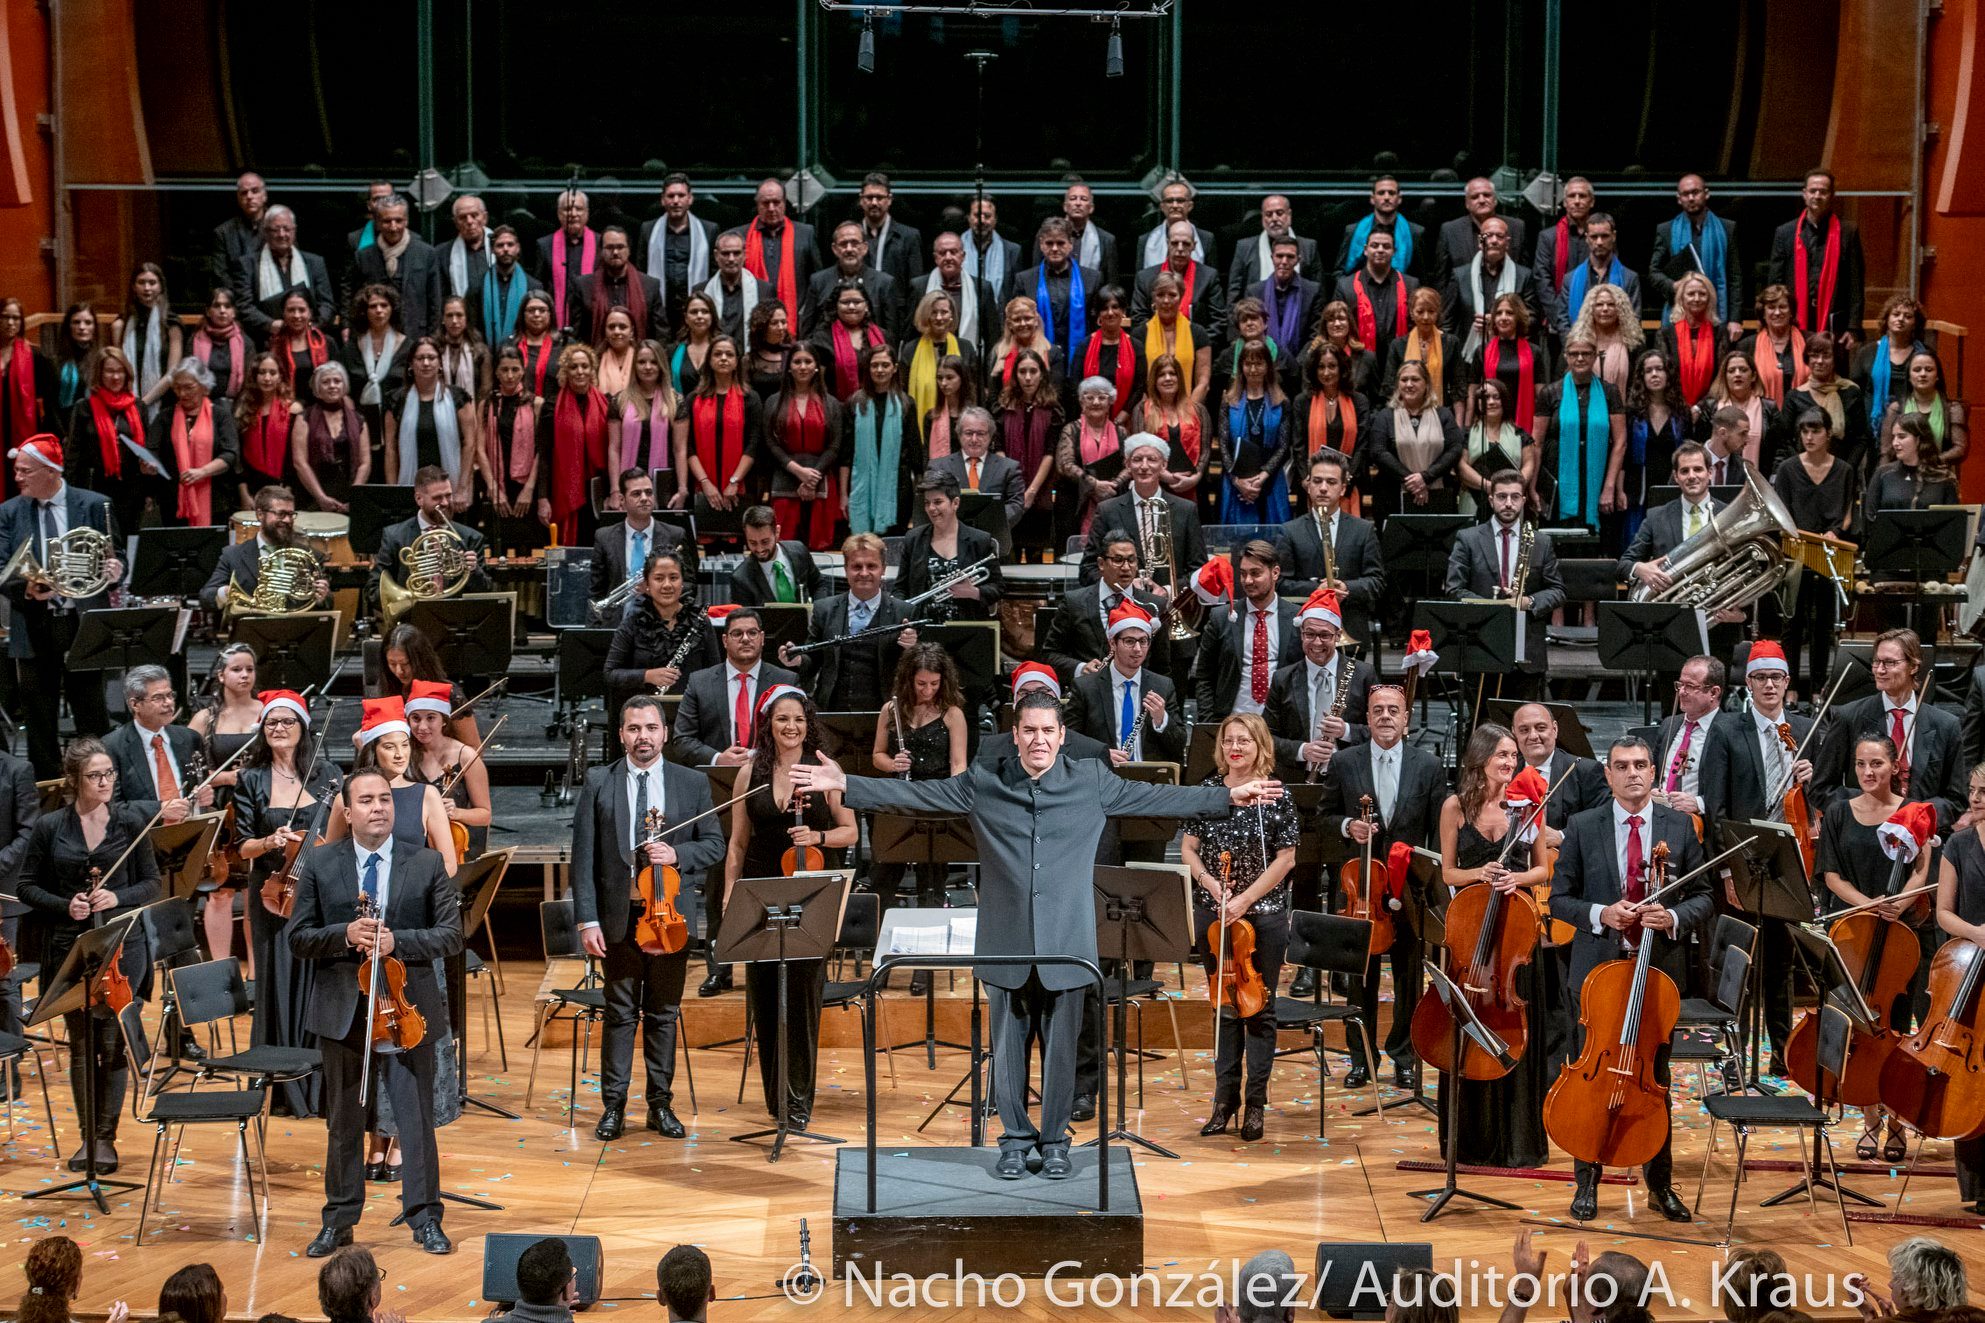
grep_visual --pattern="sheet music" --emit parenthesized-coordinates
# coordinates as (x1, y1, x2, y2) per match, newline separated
(947, 913, 977, 950)
(887, 925, 950, 955)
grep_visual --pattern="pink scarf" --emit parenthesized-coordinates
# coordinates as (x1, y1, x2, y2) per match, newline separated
(191, 322, 246, 396)
(619, 392, 672, 473)
(170, 400, 216, 525)
(484, 390, 537, 483)
(549, 227, 599, 328)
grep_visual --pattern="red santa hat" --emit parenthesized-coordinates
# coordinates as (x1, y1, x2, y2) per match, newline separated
(1402, 628, 1440, 677)
(7, 433, 62, 473)
(1746, 639, 1790, 678)
(706, 603, 742, 627)
(1878, 801, 1940, 864)
(754, 683, 806, 720)
(1107, 598, 1156, 639)
(1506, 765, 1550, 807)
(257, 689, 310, 727)
(405, 679, 453, 719)
(1384, 841, 1415, 910)
(1010, 661, 1061, 699)
(357, 695, 410, 747)
(1189, 556, 1233, 606)
(1297, 587, 1342, 629)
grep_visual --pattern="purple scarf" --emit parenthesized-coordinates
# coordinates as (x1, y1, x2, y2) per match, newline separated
(1263, 280, 1302, 350)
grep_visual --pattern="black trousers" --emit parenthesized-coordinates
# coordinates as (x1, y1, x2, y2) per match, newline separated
(1194, 907, 1290, 1102)
(1784, 580, 1837, 697)
(18, 616, 109, 778)
(1351, 928, 1424, 1070)
(747, 956, 824, 1121)
(990, 972, 1087, 1154)
(600, 932, 688, 1110)
(318, 1019, 441, 1231)
(700, 865, 727, 978)
(1573, 1039, 1675, 1190)
(63, 1007, 126, 1142)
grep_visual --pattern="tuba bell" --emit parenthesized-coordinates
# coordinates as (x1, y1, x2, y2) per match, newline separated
(381, 526, 473, 629)
(223, 546, 321, 623)
(1629, 464, 1798, 616)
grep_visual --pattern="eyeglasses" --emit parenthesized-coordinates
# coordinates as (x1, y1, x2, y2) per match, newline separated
(263, 716, 300, 730)
(82, 769, 115, 782)
(1871, 657, 1908, 670)
(1103, 553, 1141, 567)
(1673, 679, 1714, 693)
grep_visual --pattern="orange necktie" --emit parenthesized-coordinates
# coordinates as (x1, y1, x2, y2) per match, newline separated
(152, 733, 181, 802)
(967, 457, 981, 491)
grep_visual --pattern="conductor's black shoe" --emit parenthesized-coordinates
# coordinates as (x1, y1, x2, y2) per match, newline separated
(1288, 968, 1318, 998)
(177, 1034, 207, 1063)
(697, 972, 730, 998)
(993, 1149, 1027, 1180)
(1039, 1145, 1072, 1180)
(647, 1106, 686, 1139)
(1569, 1177, 1599, 1223)
(306, 1227, 353, 1258)
(411, 1222, 453, 1255)
(1070, 1093, 1096, 1123)
(1240, 1104, 1265, 1143)
(594, 1107, 626, 1141)
(1343, 1063, 1371, 1090)
(1648, 1186, 1692, 1223)
(1393, 1058, 1419, 1089)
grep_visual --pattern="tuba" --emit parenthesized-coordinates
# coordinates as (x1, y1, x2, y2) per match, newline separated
(0, 528, 116, 599)
(224, 546, 320, 623)
(381, 527, 473, 629)
(1629, 464, 1797, 616)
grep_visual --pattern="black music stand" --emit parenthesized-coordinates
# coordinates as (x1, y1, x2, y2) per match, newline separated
(408, 594, 514, 677)
(231, 613, 339, 692)
(1720, 818, 1816, 1093)
(1763, 924, 1885, 1211)
(1186, 724, 1220, 783)
(1115, 762, 1183, 842)
(22, 917, 144, 1211)
(1413, 600, 1519, 732)
(872, 814, 977, 1065)
(757, 602, 810, 655)
(1597, 602, 1710, 724)
(149, 814, 224, 901)
(1381, 514, 1473, 598)
(347, 485, 419, 556)
(131, 527, 228, 601)
(1864, 508, 1968, 582)
(720, 871, 851, 1161)
(1086, 865, 1192, 1158)
(68, 606, 177, 673)
(1409, 959, 1521, 1221)
(815, 712, 883, 779)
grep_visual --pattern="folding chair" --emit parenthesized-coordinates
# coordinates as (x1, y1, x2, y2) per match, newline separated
(1273, 910, 1385, 1132)
(169, 958, 320, 1101)
(525, 900, 604, 1126)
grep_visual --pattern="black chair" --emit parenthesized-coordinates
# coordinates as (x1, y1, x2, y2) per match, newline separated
(525, 899, 605, 1127)
(1692, 1002, 1854, 1247)
(141, 897, 203, 1064)
(1273, 910, 1384, 1132)
(169, 957, 320, 1097)
(0, 1025, 59, 1145)
(821, 892, 897, 1088)
(116, 1000, 268, 1244)
(1678, 914, 1757, 1029)
(1670, 945, 1751, 1101)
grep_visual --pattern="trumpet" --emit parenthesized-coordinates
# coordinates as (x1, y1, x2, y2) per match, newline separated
(590, 573, 642, 619)
(901, 552, 997, 610)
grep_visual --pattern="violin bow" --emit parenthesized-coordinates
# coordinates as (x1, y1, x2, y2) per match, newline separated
(1631, 837, 1755, 910)
(450, 676, 508, 722)
(439, 714, 509, 796)
(1210, 850, 1232, 1077)
(653, 783, 767, 838)
(1764, 664, 1855, 806)
(1823, 881, 1940, 921)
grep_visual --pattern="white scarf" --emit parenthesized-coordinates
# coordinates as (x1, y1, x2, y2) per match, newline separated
(377, 232, 411, 278)
(867, 219, 894, 270)
(967, 230, 1007, 294)
(255, 244, 309, 301)
(357, 328, 402, 408)
(1141, 224, 1203, 269)
(1073, 221, 1101, 270)
(440, 339, 478, 398)
(122, 303, 164, 416)
(1392, 405, 1446, 474)
(1463, 253, 1519, 357)
(926, 269, 979, 343)
(704, 270, 760, 330)
(445, 237, 489, 298)
(1254, 230, 1303, 282)
(397, 384, 463, 485)
(647, 215, 712, 315)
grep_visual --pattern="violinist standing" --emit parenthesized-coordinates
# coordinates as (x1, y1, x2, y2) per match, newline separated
(290, 767, 462, 1258)
(573, 697, 724, 1143)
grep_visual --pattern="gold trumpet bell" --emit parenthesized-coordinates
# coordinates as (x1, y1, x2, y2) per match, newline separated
(0, 540, 47, 592)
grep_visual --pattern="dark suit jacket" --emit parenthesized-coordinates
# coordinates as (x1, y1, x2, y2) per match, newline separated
(669, 661, 801, 766)
(1552, 265, 1644, 337)
(1616, 496, 1723, 584)
(1531, 222, 1588, 309)
(574, 269, 669, 344)
(636, 214, 721, 324)
(1263, 655, 1377, 776)
(571, 758, 726, 943)
(348, 238, 447, 340)
(287, 838, 462, 1040)
(1330, 270, 1420, 359)
(1190, 600, 1302, 719)
(1132, 260, 1228, 330)
(200, 536, 329, 614)
(895, 524, 1003, 621)
(212, 215, 261, 293)
(1077, 489, 1206, 587)
(1444, 520, 1566, 620)
(367, 514, 491, 617)
(1550, 801, 1713, 994)
(1131, 222, 1216, 275)
(464, 266, 543, 344)
(927, 451, 1026, 531)
(1698, 709, 1815, 833)
(863, 221, 925, 302)
(0, 487, 121, 660)
(104, 720, 203, 820)
(589, 518, 695, 609)
(1532, 748, 1611, 833)
(0, 749, 38, 917)
(234, 246, 336, 342)
(1649, 214, 1744, 318)
(1965, 666, 1985, 770)
(1432, 215, 1531, 291)
(1816, 694, 1966, 831)
(1036, 582, 1167, 686)
(1010, 263, 1104, 347)
(1335, 217, 1428, 277)
(1274, 509, 1383, 641)
(1066, 666, 1185, 764)
(1226, 234, 1323, 305)
(791, 591, 909, 711)
(1767, 215, 1866, 340)
(1041, 223, 1118, 285)
(1318, 740, 1444, 878)
(804, 266, 904, 341)
(728, 543, 820, 607)
(1441, 261, 1539, 339)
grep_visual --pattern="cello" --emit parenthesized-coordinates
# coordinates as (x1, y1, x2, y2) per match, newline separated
(633, 806, 689, 955)
(1339, 795, 1395, 957)
(1543, 841, 1682, 1169)
(1783, 851, 1924, 1105)
(1876, 937, 1985, 1141)
(780, 787, 826, 874)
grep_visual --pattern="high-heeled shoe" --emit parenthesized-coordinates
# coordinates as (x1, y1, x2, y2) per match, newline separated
(1239, 1103, 1265, 1142)
(1882, 1129, 1908, 1164)
(365, 1160, 388, 1183)
(1199, 1099, 1237, 1137)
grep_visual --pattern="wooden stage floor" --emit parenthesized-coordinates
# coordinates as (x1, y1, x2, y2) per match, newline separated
(2, 964, 1979, 1321)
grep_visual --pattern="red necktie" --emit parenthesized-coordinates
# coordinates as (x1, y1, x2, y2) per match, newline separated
(1714, 457, 1727, 484)
(1891, 707, 1911, 791)
(153, 734, 181, 802)
(1499, 527, 1512, 589)
(1250, 609, 1270, 705)
(1623, 814, 1645, 904)
(1665, 721, 1695, 792)
(734, 672, 752, 747)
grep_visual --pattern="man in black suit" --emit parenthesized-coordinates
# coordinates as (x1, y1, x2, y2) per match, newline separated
(573, 697, 726, 1142)
(1054, 178, 1119, 285)
(212, 171, 268, 292)
(0, 435, 122, 776)
(534, 188, 600, 335)
(1132, 220, 1228, 330)
(964, 197, 1021, 308)
(728, 505, 819, 607)
(234, 205, 336, 342)
(1263, 590, 1376, 782)
(1649, 174, 1745, 343)
(1551, 213, 1643, 336)
(638, 173, 720, 335)
(1132, 176, 1214, 274)
(574, 226, 667, 345)
(921, 235, 1002, 356)
(1039, 529, 1168, 687)
(1511, 702, 1610, 835)
(1332, 230, 1418, 364)
(1192, 539, 1297, 721)
(1815, 627, 1966, 831)
(293, 768, 463, 1256)
(591, 469, 695, 620)
(1443, 217, 1538, 353)
(725, 179, 823, 331)
(803, 222, 903, 340)
(1532, 176, 1596, 320)
(345, 195, 446, 340)
(1766, 169, 1866, 350)
(1335, 175, 1427, 278)
(104, 664, 213, 822)
(1445, 472, 1565, 693)
(1078, 436, 1207, 592)
(1430, 177, 1531, 292)
(1649, 654, 1726, 826)
(1617, 443, 1747, 661)
(1319, 684, 1442, 1086)
(928, 406, 1025, 531)
(1225, 194, 1320, 305)
(776, 532, 915, 712)
(1065, 602, 1186, 767)
(1245, 236, 1322, 361)
(201, 483, 332, 615)
(465, 225, 542, 348)
(0, 744, 37, 1041)
(1549, 736, 1713, 1224)
(856, 171, 924, 298)
(1276, 449, 1383, 644)
(1014, 218, 1101, 361)
(366, 466, 491, 623)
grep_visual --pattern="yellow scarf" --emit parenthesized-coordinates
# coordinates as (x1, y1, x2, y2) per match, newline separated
(1145, 316, 1195, 395)
(908, 333, 958, 440)
(1407, 327, 1443, 401)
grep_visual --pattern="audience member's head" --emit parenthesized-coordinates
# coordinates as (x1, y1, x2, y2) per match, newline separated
(658, 1245, 714, 1321)
(1573, 1251, 1649, 1323)
(1384, 1268, 1458, 1323)
(1888, 1236, 1966, 1314)
(318, 1246, 381, 1323)
(160, 1264, 226, 1323)
(1719, 1249, 1792, 1323)
(1228, 1248, 1299, 1323)
(517, 1237, 578, 1309)
(20, 1237, 83, 1323)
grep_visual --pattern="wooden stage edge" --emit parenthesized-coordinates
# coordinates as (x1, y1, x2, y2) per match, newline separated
(1, 964, 1979, 1322)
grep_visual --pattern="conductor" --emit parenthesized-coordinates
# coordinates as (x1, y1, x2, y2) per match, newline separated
(790, 690, 1279, 1180)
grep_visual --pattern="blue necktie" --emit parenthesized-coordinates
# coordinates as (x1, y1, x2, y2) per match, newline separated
(851, 597, 871, 634)
(631, 528, 647, 573)
(360, 851, 380, 908)
(1119, 679, 1136, 747)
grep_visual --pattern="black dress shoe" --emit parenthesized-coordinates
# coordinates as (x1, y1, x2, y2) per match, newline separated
(1570, 1179, 1599, 1223)
(1039, 1145, 1072, 1180)
(1239, 1104, 1265, 1142)
(1288, 968, 1318, 998)
(1070, 1093, 1096, 1123)
(993, 1149, 1027, 1180)
(306, 1226, 353, 1258)
(66, 1144, 89, 1173)
(1648, 1185, 1692, 1223)
(1392, 1059, 1418, 1089)
(1343, 1063, 1371, 1090)
(697, 972, 730, 998)
(177, 1035, 207, 1063)
(595, 1107, 626, 1141)
(1200, 1100, 1236, 1136)
(647, 1106, 686, 1138)
(383, 1163, 400, 1183)
(411, 1222, 453, 1255)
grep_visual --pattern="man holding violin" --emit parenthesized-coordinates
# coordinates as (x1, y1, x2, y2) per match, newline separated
(573, 696, 724, 1142)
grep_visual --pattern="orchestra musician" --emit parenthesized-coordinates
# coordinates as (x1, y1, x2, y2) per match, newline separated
(603, 552, 717, 741)
(1549, 735, 1711, 1224)
(1649, 654, 1723, 824)
(868, 644, 968, 927)
(290, 766, 462, 1258)
(1190, 540, 1297, 721)
(1275, 448, 1384, 645)
(974, 664, 1112, 767)
(776, 531, 917, 712)
(1815, 628, 1966, 832)
(590, 468, 697, 618)
(365, 466, 490, 622)
(1510, 701, 1607, 1066)
(1065, 601, 1186, 769)
(573, 696, 725, 1142)
(199, 484, 332, 614)
(1443, 471, 1564, 694)
(897, 472, 1004, 626)
(1075, 434, 1206, 592)
(1930, 785, 1985, 1212)
(0, 740, 37, 1046)
(1264, 588, 1376, 782)
(727, 505, 819, 607)
(104, 665, 214, 823)
(408, 680, 490, 861)
(1035, 529, 1169, 687)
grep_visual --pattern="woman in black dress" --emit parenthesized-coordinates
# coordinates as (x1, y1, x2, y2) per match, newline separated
(189, 643, 263, 969)
(1934, 786, 1985, 1212)
(1613, 349, 1689, 542)
(408, 679, 490, 862)
(604, 550, 716, 747)
(1433, 722, 1549, 1169)
(233, 691, 340, 1118)
(1867, 414, 1959, 513)
(19, 738, 161, 1171)
(723, 686, 857, 1127)
(384, 338, 476, 494)
(1182, 713, 1300, 1141)
(868, 644, 968, 914)
(1772, 411, 1860, 691)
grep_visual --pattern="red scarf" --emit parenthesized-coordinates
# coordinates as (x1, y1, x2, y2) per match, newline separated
(1553, 217, 1573, 292)
(192, 323, 246, 396)
(521, 335, 556, 397)
(1170, 260, 1197, 313)
(549, 227, 598, 328)
(829, 320, 869, 401)
(1672, 319, 1717, 406)
(4, 340, 37, 469)
(691, 387, 747, 489)
(745, 222, 800, 327)
(1083, 332, 1136, 407)
(587, 266, 646, 342)
(1753, 327, 1809, 406)
(241, 401, 289, 476)
(550, 388, 605, 541)
(88, 388, 141, 480)
(1482, 337, 1535, 432)
(170, 400, 216, 525)
(484, 390, 537, 483)
(282, 330, 329, 393)
(1792, 213, 1841, 334)
(1352, 272, 1406, 350)
(1148, 402, 1201, 465)
(780, 393, 827, 455)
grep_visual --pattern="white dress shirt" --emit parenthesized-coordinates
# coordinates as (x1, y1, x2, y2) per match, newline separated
(1111, 664, 1165, 758)
(134, 720, 183, 799)
(1589, 799, 1650, 937)
(1752, 706, 1792, 805)
(1882, 694, 1919, 770)
(1678, 496, 1712, 541)
(352, 835, 395, 924)
(1234, 598, 1282, 716)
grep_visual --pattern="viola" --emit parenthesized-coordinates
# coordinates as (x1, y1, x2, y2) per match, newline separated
(1543, 841, 1681, 1169)
(355, 890, 426, 1055)
(633, 806, 689, 956)
(1783, 851, 1919, 1105)
(1411, 807, 1540, 1080)
(780, 787, 826, 874)
(1776, 722, 1816, 877)
(84, 865, 133, 1016)
(1876, 938, 1985, 1141)
(1339, 795, 1395, 957)
(261, 791, 331, 921)
(1203, 851, 1267, 1021)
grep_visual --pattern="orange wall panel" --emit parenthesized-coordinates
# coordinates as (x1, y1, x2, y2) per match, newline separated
(0, 0, 50, 307)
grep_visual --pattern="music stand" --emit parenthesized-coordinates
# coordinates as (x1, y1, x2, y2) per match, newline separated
(1381, 514, 1473, 578)
(757, 602, 810, 656)
(1762, 924, 1886, 1211)
(1288, 783, 1330, 867)
(1480, 698, 1595, 760)
(1597, 602, 1710, 724)
(22, 916, 144, 1211)
(455, 849, 519, 1121)
(1186, 724, 1220, 783)
(872, 814, 977, 1065)
(347, 485, 420, 556)
(1086, 865, 1192, 1158)
(1720, 818, 1816, 1091)
(131, 527, 228, 601)
(408, 593, 515, 677)
(1415, 600, 1520, 733)
(719, 871, 851, 1161)
(68, 606, 177, 673)
(231, 613, 339, 692)
(1864, 508, 1968, 582)
(149, 813, 224, 900)
(815, 712, 883, 780)
(1408, 959, 1521, 1221)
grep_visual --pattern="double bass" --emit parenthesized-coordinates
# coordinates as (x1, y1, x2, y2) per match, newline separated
(1876, 937, 1985, 1141)
(1339, 796, 1395, 958)
(633, 806, 689, 955)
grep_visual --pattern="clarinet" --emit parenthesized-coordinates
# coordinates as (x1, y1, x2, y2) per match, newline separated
(651, 626, 701, 695)
(1307, 653, 1354, 783)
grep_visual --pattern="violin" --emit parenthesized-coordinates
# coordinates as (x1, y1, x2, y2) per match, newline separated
(1529, 832, 1577, 947)
(1203, 851, 1267, 1021)
(1339, 795, 1395, 958)
(633, 807, 689, 956)
(1784, 852, 1920, 1104)
(780, 787, 826, 874)
(1876, 938, 1985, 1141)
(355, 889, 426, 1063)
(1776, 722, 1816, 877)
(84, 865, 133, 1016)
(1543, 840, 1681, 1169)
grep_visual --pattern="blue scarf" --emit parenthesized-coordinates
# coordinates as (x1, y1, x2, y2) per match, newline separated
(1554, 374, 1610, 528)
(356, 218, 376, 252)
(1343, 214, 1412, 275)
(1564, 257, 1627, 327)
(849, 393, 904, 534)
(1036, 261, 1086, 360)
(479, 266, 525, 344)
(1868, 338, 1928, 431)
(1664, 213, 1729, 327)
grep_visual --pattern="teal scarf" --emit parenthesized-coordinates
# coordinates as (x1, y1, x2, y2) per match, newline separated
(849, 393, 904, 534)
(1344, 213, 1412, 274)
(1554, 374, 1609, 528)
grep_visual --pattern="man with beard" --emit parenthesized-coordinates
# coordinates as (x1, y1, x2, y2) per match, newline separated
(201, 483, 331, 613)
